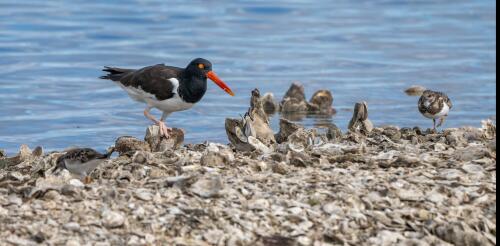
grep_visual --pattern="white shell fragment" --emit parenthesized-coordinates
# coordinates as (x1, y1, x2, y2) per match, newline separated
(102, 211, 126, 228)
(190, 175, 223, 198)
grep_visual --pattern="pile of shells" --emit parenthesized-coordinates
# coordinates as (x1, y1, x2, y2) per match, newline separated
(348, 101, 374, 135)
(255, 83, 336, 120)
(280, 83, 336, 116)
(226, 89, 276, 153)
(0, 91, 496, 245)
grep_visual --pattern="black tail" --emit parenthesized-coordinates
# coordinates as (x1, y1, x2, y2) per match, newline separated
(100, 66, 133, 81)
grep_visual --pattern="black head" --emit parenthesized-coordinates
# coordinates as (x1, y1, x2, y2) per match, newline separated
(186, 58, 212, 77)
(184, 58, 235, 96)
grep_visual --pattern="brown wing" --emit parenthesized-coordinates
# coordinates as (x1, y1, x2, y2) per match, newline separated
(434, 91, 452, 109)
(71, 148, 105, 162)
(430, 98, 445, 115)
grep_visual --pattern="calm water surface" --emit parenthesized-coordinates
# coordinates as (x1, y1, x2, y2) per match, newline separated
(0, 0, 496, 154)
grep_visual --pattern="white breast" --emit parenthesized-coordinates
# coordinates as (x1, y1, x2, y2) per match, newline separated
(117, 78, 194, 114)
(114, 82, 151, 103)
(146, 78, 194, 113)
(435, 103, 450, 117)
(423, 102, 450, 119)
(65, 159, 103, 177)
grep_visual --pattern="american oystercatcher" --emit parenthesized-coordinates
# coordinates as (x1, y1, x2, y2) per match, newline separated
(101, 58, 234, 138)
(54, 147, 115, 183)
(418, 90, 453, 130)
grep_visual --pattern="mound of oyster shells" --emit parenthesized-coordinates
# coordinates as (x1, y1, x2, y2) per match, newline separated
(0, 92, 496, 245)
(256, 83, 336, 121)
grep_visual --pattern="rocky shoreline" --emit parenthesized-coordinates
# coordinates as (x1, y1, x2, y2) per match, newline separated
(0, 86, 497, 245)
(0, 117, 496, 245)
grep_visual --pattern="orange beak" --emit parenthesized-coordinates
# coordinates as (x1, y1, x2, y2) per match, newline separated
(207, 71, 234, 96)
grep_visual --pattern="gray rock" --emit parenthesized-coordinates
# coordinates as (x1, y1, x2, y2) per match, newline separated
(461, 164, 485, 177)
(61, 184, 80, 197)
(275, 119, 303, 144)
(433, 222, 492, 246)
(68, 179, 84, 188)
(134, 189, 153, 201)
(102, 211, 126, 228)
(145, 125, 184, 152)
(200, 144, 234, 167)
(190, 175, 223, 198)
(453, 146, 489, 162)
(7, 194, 22, 206)
(63, 222, 81, 232)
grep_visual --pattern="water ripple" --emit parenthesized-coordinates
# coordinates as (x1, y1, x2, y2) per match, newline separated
(0, 0, 496, 154)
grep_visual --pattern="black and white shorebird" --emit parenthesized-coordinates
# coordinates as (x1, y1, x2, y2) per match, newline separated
(418, 90, 453, 130)
(101, 58, 234, 138)
(54, 148, 114, 183)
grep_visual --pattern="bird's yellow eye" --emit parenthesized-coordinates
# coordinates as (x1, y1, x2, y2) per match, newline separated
(198, 64, 205, 69)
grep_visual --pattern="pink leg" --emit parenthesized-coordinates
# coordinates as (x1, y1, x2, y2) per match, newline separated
(144, 108, 171, 138)
(161, 113, 184, 135)
(159, 121, 172, 138)
(160, 113, 174, 138)
(437, 116, 446, 128)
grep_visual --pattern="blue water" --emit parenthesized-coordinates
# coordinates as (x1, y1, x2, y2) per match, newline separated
(0, 0, 496, 155)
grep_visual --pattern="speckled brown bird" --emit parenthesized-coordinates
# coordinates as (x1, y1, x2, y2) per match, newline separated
(54, 148, 114, 183)
(418, 90, 453, 130)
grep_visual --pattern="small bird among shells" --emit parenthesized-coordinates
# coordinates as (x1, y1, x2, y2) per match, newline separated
(54, 147, 115, 183)
(418, 90, 453, 130)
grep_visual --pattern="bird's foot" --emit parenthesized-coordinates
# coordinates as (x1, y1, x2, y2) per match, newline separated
(158, 121, 173, 139)
(436, 117, 446, 128)
(83, 176, 93, 184)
